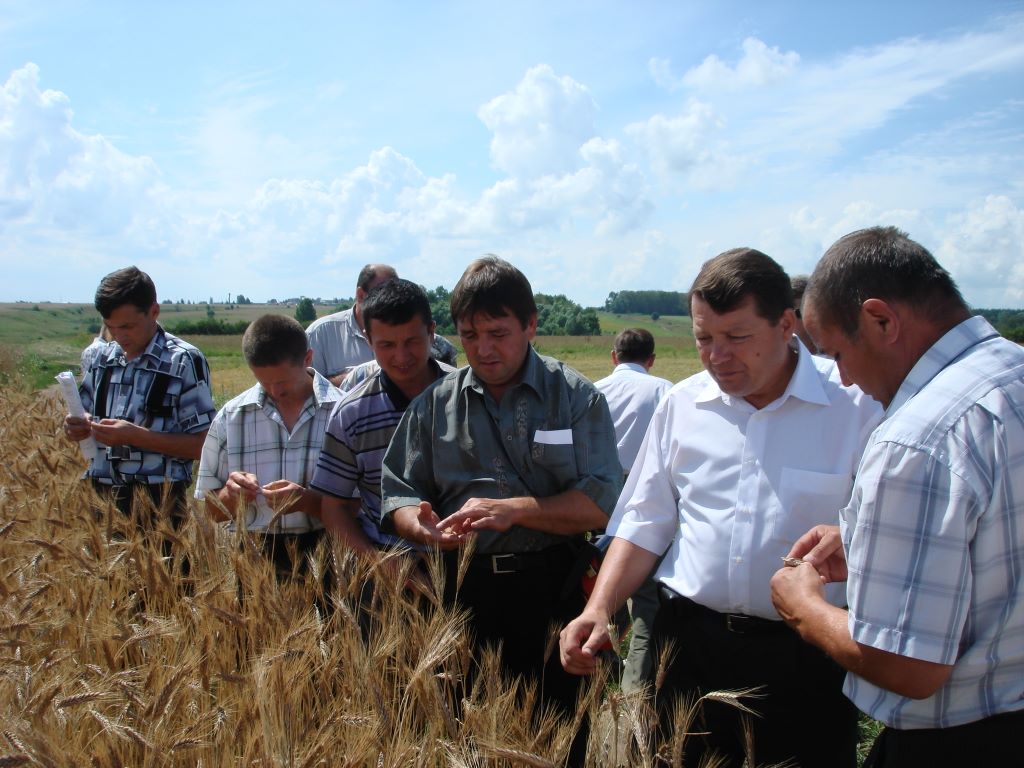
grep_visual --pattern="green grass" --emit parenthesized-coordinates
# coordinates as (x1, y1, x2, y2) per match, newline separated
(0, 303, 703, 401)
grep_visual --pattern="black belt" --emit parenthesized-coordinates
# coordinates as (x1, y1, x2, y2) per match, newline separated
(466, 545, 571, 575)
(658, 584, 788, 635)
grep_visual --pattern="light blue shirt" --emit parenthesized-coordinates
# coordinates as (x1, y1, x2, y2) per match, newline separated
(843, 316, 1024, 728)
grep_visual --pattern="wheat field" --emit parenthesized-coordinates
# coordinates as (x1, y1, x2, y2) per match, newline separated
(0, 384, 753, 767)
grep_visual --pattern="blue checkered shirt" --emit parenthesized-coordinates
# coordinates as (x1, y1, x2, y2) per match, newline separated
(842, 316, 1024, 728)
(79, 326, 215, 484)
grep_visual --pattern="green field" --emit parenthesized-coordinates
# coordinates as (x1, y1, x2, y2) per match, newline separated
(0, 302, 702, 400)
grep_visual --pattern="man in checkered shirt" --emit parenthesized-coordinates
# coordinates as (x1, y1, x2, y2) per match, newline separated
(195, 314, 343, 576)
(771, 227, 1024, 766)
(65, 266, 216, 534)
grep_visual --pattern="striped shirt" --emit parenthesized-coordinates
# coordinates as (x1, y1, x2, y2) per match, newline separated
(194, 370, 342, 533)
(80, 326, 215, 484)
(311, 360, 452, 548)
(842, 316, 1024, 728)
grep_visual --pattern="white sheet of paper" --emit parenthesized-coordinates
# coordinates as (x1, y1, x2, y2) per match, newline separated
(533, 429, 573, 445)
(55, 370, 97, 461)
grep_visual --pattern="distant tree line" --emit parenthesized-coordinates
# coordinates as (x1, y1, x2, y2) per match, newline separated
(166, 318, 250, 335)
(604, 290, 688, 316)
(424, 287, 599, 336)
(975, 309, 1024, 342)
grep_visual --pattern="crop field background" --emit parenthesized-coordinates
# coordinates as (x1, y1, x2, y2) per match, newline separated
(0, 303, 703, 403)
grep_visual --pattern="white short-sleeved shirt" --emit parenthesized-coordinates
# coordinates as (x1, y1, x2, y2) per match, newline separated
(305, 308, 373, 379)
(609, 345, 883, 619)
(594, 362, 672, 474)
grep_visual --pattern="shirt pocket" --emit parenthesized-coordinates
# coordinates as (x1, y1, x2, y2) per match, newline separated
(772, 468, 852, 544)
(530, 426, 579, 485)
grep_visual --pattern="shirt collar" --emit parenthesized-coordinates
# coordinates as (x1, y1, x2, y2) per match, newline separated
(886, 315, 998, 415)
(381, 358, 448, 409)
(113, 324, 166, 365)
(247, 368, 342, 411)
(613, 362, 648, 375)
(694, 340, 828, 411)
(462, 346, 543, 398)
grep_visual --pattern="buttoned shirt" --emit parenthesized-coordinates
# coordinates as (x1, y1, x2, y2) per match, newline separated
(305, 308, 373, 379)
(609, 344, 883, 619)
(311, 360, 452, 548)
(79, 326, 216, 485)
(594, 362, 672, 474)
(194, 370, 342, 533)
(381, 348, 622, 553)
(841, 316, 1024, 729)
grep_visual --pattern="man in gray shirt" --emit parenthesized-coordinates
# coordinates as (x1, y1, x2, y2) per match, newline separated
(305, 263, 396, 386)
(381, 256, 621, 764)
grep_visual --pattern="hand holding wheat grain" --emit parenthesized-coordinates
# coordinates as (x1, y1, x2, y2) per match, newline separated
(787, 524, 847, 583)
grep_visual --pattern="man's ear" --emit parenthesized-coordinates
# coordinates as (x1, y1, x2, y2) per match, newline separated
(150, 302, 161, 321)
(860, 298, 901, 344)
(303, 348, 313, 367)
(611, 350, 619, 366)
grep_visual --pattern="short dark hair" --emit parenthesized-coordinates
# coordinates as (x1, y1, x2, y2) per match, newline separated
(790, 275, 809, 307)
(242, 314, 309, 367)
(357, 263, 397, 292)
(614, 328, 655, 363)
(807, 227, 968, 337)
(450, 255, 537, 329)
(94, 266, 157, 318)
(362, 278, 433, 336)
(688, 248, 793, 323)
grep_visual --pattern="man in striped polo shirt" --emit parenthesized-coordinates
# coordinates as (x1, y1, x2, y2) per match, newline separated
(195, 314, 343, 577)
(311, 279, 453, 553)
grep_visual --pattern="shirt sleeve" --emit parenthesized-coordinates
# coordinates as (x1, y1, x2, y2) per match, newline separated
(607, 396, 682, 556)
(309, 403, 360, 499)
(380, 397, 437, 523)
(306, 322, 333, 378)
(176, 352, 216, 433)
(568, 388, 624, 518)
(845, 439, 977, 665)
(194, 409, 229, 498)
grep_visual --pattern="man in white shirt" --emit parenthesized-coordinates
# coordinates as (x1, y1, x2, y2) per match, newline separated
(305, 264, 397, 386)
(594, 327, 672, 476)
(593, 327, 671, 695)
(560, 248, 883, 767)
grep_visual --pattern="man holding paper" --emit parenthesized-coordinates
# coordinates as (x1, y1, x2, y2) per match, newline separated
(381, 256, 621, 761)
(64, 266, 216, 532)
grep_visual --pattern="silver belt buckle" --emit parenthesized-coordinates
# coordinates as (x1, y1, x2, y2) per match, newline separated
(491, 553, 516, 574)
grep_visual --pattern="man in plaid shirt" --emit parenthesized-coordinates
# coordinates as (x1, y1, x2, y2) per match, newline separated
(196, 314, 343, 576)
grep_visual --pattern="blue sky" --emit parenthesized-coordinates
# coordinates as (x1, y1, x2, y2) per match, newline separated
(2, 1, 1022, 307)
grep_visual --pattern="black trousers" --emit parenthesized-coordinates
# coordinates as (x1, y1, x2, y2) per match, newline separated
(653, 587, 858, 768)
(443, 546, 588, 764)
(863, 709, 1024, 768)
(258, 529, 326, 581)
(91, 479, 189, 530)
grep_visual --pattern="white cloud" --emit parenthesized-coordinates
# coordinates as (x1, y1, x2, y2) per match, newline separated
(624, 100, 725, 181)
(680, 38, 800, 92)
(937, 195, 1024, 306)
(0, 63, 169, 247)
(477, 64, 597, 179)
